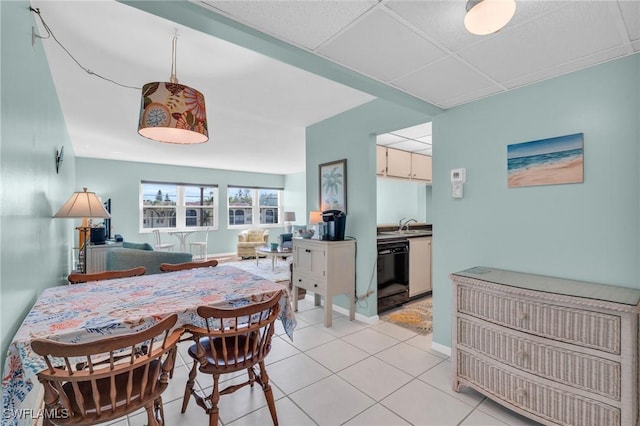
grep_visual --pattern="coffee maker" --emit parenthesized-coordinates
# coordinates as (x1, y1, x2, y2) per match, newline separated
(321, 210, 346, 241)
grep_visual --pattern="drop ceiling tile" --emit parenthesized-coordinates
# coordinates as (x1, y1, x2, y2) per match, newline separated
(414, 148, 432, 156)
(633, 39, 640, 51)
(502, 45, 630, 89)
(199, 0, 377, 50)
(618, 0, 640, 42)
(377, 133, 406, 145)
(385, 0, 568, 53)
(415, 135, 432, 145)
(390, 122, 431, 139)
(318, 9, 446, 82)
(390, 140, 431, 152)
(458, 2, 626, 83)
(392, 56, 497, 103)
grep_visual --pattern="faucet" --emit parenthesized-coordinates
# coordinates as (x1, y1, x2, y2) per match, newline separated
(400, 219, 418, 231)
(398, 217, 407, 231)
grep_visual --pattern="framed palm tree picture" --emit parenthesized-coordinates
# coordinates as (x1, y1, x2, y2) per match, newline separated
(319, 159, 347, 213)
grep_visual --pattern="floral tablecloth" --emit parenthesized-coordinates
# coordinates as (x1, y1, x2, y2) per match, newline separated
(1, 265, 296, 426)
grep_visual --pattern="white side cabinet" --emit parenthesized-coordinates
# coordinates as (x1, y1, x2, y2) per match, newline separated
(409, 236, 432, 297)
(292, 238, 356, 327)
(85, 242, 122, 273)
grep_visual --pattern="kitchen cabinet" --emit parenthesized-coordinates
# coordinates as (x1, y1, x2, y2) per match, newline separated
(386, 147, 412, 178)
(376, 145, 387, 175)
(411, 152, 432, 181)
(408, 236, 431, 297)
(381, 146, 432, 182)
(451, 267, 640, 426)
(292, 238, 356, 327)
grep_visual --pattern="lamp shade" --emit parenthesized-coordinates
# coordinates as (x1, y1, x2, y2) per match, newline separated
(54, 188, 111, 219)
(464, 0, 516, 35)
(308, 211, 323, 225)
(284, 212, 296, 222)
(138, 82, 208, 144)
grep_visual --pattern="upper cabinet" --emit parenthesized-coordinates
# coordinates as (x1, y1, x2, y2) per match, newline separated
(378, 146, 432, 182)
(411, 152, 432, 181)
(376, 145, 387, 176)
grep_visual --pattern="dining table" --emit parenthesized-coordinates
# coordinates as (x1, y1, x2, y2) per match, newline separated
(168, 230, 196, 252)
(1, 265, 296, 426)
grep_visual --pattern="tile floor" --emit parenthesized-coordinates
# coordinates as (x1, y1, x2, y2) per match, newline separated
(116, 298, 541, 426)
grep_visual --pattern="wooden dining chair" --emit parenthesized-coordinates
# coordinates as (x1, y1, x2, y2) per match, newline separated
(181, 290, 283, 426)
(31, 314, 183, 426)
(159, 259, 218, 272)
(67, 266, 146, 284)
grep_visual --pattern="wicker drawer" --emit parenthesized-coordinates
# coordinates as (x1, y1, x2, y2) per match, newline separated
(457, 283, 621, 354)
(457, 350, 620, 426)
(457, 317, 621, 400)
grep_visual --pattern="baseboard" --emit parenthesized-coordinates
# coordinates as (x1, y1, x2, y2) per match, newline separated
(302, 294, 380, 324)
(431, 341, 451, 357)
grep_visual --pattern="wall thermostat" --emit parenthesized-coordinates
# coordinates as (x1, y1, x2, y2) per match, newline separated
(450, 168, 466, 183)
(450, 168, 466, 199)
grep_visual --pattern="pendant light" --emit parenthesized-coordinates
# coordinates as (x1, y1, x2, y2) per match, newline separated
(138, 35, 208, 144)
(464, 0, 516, 36)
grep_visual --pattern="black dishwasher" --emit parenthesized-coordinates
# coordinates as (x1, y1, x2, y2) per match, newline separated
(377, 239, 409, 313)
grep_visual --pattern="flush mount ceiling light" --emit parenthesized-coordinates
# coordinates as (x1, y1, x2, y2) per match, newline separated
(464, 0, 516, 35)
(138, 35, 208, 144)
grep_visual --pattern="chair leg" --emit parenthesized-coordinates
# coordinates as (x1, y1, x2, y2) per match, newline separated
(145, 397, 163, 426)
(256, 361, 278, 425)
(208, 374, 221, 426)
(182, 359, 198, 413)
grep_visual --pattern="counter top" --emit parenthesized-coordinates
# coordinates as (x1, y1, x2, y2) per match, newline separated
(377, 223, 432, 241)
(376, 230, 432, 241)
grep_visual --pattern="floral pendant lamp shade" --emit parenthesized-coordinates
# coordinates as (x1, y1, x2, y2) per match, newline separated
(138, 35, 208, 144)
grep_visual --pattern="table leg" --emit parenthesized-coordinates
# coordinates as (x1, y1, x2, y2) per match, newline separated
(292, 285, 299, 312)
(271, 256, 276, 271)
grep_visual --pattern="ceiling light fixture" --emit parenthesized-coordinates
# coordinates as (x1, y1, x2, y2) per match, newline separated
(138, 35, 208, 144)
(464, 0, 516, 35)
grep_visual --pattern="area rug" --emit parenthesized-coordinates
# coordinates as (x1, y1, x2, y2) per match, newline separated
(221, 259, 289, 283)
(380, 296, 433, 335)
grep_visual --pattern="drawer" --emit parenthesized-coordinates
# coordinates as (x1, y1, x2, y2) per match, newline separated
(457, 317, 621, 400)
(457, 284, 621, 354)
(292, 272, 326, 294)
(457, 350, 620, 426)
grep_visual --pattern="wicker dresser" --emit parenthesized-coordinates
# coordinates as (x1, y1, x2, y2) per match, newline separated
(450, 267, 640, 426)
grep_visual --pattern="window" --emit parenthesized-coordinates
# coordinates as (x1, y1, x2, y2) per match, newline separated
(141, 182, 218, 231)
(228, 186, 281, 227)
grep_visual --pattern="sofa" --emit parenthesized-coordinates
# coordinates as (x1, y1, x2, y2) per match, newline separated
(106, 242, 192, 275)
(237, 228, 269, 258)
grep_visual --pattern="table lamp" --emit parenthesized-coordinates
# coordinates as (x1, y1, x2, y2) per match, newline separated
(54, 188, 111, 273)
(308, 211, 323, 239)
(284, 211, 296, 233)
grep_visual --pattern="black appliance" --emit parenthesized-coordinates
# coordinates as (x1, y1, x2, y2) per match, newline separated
(377, 239, 409, 313)
(90, 227, 106, 245)
(321, 210, 346, 241)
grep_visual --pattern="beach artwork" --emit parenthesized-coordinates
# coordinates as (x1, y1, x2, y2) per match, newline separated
(507, 133, 584, 188)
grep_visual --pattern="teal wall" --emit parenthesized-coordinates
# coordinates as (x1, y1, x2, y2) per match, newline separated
(376, 178, 430, 225)
(307, 99, 433, 316)
(1, 2, 76, 357)
(431, 54, 640, 348)
(284, 171, 307, 228)
(76, 158, 293, 253)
